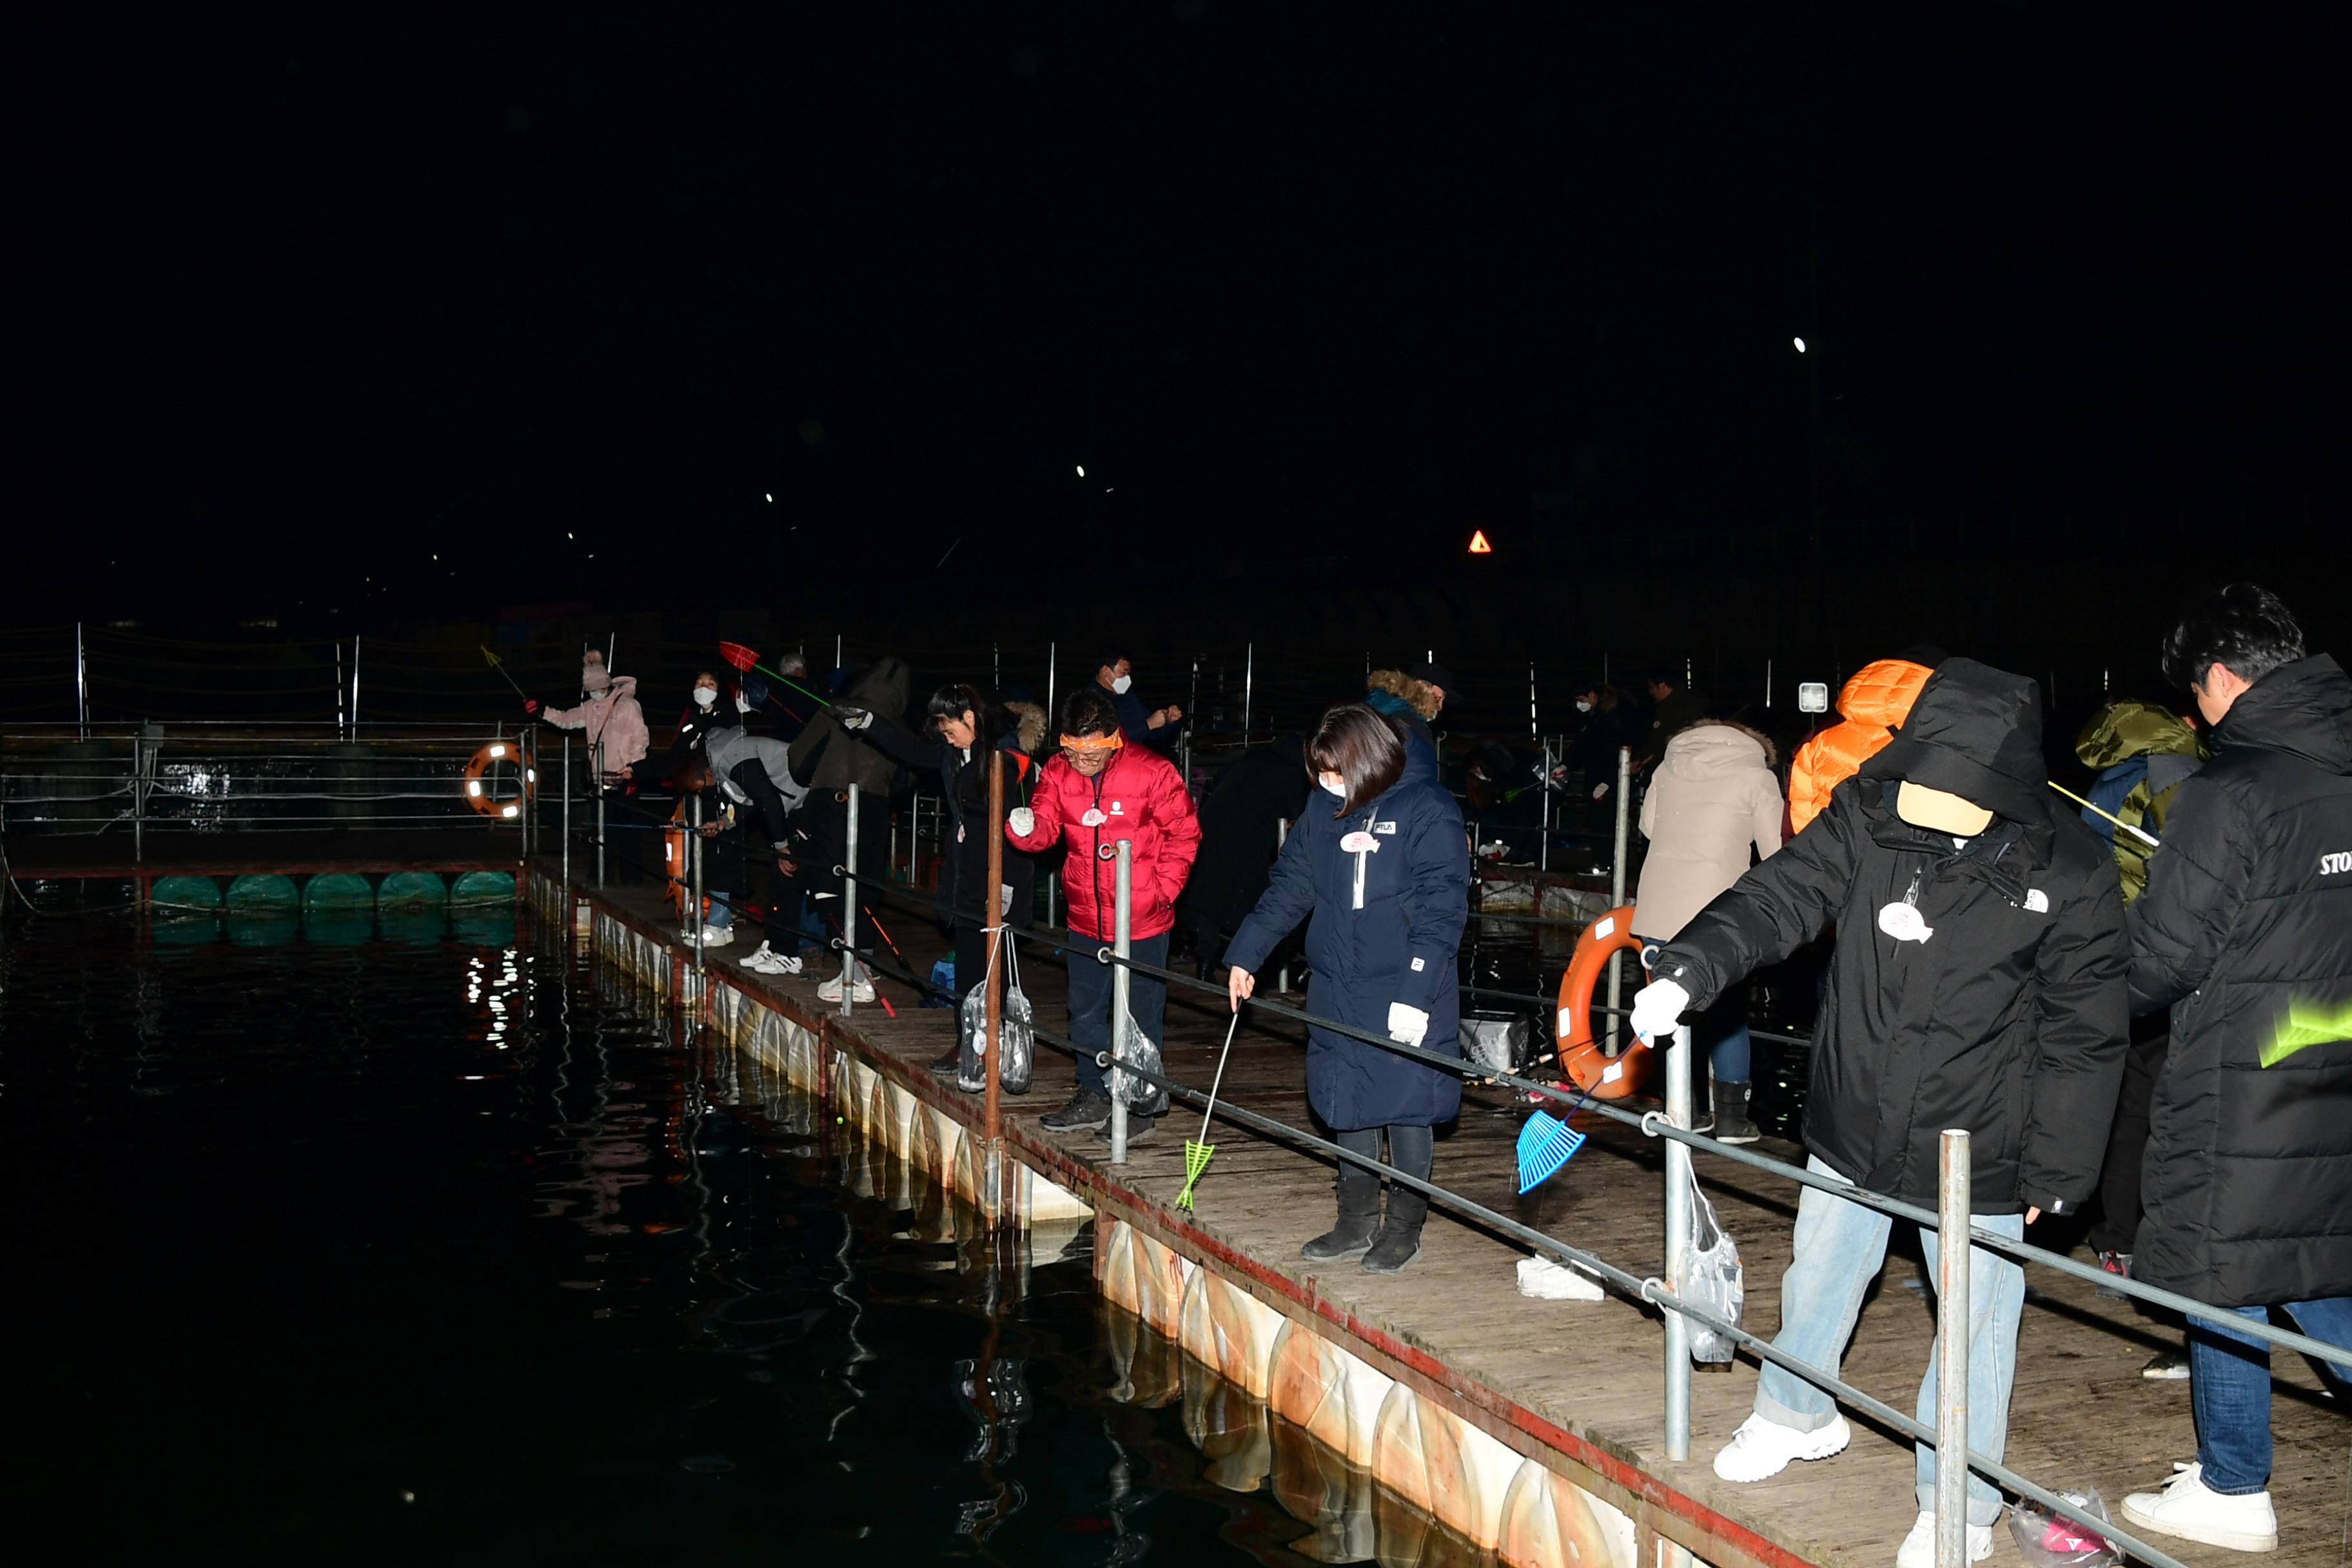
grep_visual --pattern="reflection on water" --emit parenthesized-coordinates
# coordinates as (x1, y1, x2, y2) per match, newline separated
(1, 902, 1491, 1565)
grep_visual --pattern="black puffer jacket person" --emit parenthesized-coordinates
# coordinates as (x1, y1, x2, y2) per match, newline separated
(2127, 653, 2352, 1306)
(1651, 659, 2128, 1213)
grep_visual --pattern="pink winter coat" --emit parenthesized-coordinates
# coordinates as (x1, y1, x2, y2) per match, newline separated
(1633, 721, 1783, 941)
(542, 676, 649, 772)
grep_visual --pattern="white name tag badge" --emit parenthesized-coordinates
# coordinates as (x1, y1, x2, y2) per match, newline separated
(1080, 808, 1108, 827)
(2024, 889, 2050, 913)
(1877, 901, 1934, 943)
(1340, 831, 1380, 854)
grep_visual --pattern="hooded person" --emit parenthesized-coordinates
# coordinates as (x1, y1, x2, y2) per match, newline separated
(787, 657, 912, 1003)
(1629, 658, 2127, 1565)
(1222, 703, 1469, 1276)
(1179, 732, 1312, 977)
(528, 649, 649, 781)
(1785, 651, 1942, 834)
(2113, 587, 2352, 1553)
(1364, 668, 1442, 776)
(2073, 696, 2208, 1345)
(1632, 720, 1785, 1142)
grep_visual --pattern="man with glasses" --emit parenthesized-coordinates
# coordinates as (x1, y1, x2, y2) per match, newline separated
(1007, 688, 1201, 1137)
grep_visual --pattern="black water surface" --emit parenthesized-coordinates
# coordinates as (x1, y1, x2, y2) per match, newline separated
(0, 906, 1478, 1565)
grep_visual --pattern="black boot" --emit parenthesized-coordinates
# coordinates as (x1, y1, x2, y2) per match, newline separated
(1712, 1081, 1760, 1145)
(928, 1046, 964, 1080)
(1302, 1129, 1382, 1262)
(1363, 1125, 1432, 1275)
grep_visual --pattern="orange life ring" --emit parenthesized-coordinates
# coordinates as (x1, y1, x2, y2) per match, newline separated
(462, 739, 535, 819)
(1554, 904, 1653, 1101)
(665, 797, 692, 924)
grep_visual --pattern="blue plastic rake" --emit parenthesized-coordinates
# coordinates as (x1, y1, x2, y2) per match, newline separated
(1515, 1112, 1587, 1193)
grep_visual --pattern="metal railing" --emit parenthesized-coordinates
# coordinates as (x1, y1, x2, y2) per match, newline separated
(817, 832, 2346, 1568)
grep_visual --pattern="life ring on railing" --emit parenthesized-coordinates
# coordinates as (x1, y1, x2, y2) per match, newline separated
(1554, 904, 1653, 1101)
(664, 796, 690, 925)
(462, 739, 534, 819)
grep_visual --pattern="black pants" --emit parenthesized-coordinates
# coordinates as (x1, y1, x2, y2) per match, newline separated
(2089, 1016, 2170, 1256)
(727, 760, 793, 846)
(1333, 1123, 1434, 1228)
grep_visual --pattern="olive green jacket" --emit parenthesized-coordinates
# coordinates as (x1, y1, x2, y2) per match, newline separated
(2074, 700, 2207, 903)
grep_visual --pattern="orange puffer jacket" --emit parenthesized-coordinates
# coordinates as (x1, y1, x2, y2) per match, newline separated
(1787, 659, 1933, 832)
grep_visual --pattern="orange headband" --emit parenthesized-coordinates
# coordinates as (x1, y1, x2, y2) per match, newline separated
(1058, 731, 1124, 754)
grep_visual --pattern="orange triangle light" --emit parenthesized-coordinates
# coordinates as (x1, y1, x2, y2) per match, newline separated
(1467, 529, 1493, 554)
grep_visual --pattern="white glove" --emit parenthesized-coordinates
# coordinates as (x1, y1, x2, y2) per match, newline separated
(734, 692, 752, 714)
(1628, 978, 1690, 1043)
(835, 705, 873, 730)
(1386, 1002, 1431, 1048)
(1592, 783, 1610, 801)
(1007, 806, 1036, 838)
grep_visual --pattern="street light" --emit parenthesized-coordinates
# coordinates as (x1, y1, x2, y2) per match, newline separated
(1075, 465, 1086, 478)
(1793, 337, 1807, 353)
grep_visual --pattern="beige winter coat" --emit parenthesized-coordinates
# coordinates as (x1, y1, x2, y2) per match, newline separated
(1633, 721, 1783, 941)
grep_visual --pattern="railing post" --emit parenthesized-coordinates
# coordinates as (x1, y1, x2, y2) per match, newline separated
(838, 781, 859, 1017)
(1274, 819, 1291, 993)
(1663, 1020, 1694, 1460)
(690, 786, 705, 985)
(1606, 745, 1632, 1052)
(594, 740, 606, 889)
(130, 733, 143, 865)
(1936, 1128, 1973, 1566)
(560, 732, 571, 887)
(1538, 734, 1552, 872)
(1110, 839, 1133, 1164)
(983, 753, 1006, 1219)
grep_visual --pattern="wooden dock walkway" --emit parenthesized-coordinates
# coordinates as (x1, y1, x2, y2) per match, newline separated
(559, 864, 2348, 1568)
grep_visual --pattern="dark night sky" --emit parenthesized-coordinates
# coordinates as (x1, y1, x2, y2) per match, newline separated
(18, 6, 2339, 638)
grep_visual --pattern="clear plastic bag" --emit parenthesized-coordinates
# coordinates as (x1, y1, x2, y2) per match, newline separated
(2007, 1489, 2120, 1568)
(956, 930, 1034, 1095)
(1678, 1168, 1745, 1363)
(1111, 1007, 1169, 1115)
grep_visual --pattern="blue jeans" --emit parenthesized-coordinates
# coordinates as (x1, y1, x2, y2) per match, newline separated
(1066, 932, 1168, 1097)
(1700, 984, 1750, 1084)
(705, 890, 734, 930)
(2188, 1297, 2352, 1494)
(1754, 1158, 2026, 1526)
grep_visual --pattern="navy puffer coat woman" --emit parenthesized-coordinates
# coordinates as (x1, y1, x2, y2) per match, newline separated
(1224, 704, 1469, 1275)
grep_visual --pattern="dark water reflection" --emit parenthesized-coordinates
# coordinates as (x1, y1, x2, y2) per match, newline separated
(0, 905, 1485, 1565)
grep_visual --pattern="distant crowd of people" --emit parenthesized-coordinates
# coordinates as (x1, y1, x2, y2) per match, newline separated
(528, 586, 2348, 1563)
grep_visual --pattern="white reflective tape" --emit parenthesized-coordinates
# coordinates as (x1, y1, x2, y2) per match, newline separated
(501, 804, 519, 818)
(488, 743, 507, 758)
(1593, 915, 1615, 939)
(466, 780, 482, 797)
(1558, 1006, 1574, 1037)
(1601, 1062, 1623, 1084)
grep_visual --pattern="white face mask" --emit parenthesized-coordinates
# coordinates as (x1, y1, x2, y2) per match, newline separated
(1110, 674, 1133, 695)
(693, 687, 718, 707)
(1318, 772, 1347, 798)
(1575, 699, 1594, 714)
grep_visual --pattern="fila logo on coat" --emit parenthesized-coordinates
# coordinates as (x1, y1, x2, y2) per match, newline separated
(2322, 850, 2352, 876)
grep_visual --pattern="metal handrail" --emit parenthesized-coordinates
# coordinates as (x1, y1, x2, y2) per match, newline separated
(818, 865, 2205, 1568)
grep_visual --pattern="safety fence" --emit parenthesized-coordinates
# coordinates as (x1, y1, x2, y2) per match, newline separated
(0, 724, 540, 852)
(657, 781, 2352, 1568)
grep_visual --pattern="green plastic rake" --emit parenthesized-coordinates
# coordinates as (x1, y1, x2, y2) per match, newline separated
(1175, 1012, 1244, 1210)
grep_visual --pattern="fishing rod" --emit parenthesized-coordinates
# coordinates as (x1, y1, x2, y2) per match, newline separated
(2046, 779, 2160, 848)
(479, 645, 532, 701)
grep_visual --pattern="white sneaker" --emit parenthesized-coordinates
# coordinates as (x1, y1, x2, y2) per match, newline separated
(681, 925, 732, 947)
(1516, 1257, 1605, 1301)
(1894, 1511, 1992, 1568)
(2121, 1463, 2278, 1553)
(1711, 1412, 1852, 1483)
(816, 974, 876, 1004)
(739, 942, 801, 975)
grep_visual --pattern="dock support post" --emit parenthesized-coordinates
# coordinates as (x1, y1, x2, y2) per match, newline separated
(1110, 840, 1133, 1164)
(1605, 745, 1632, 1053)
(689, 787, 705, 990)
(1663, 1021, 1694, 1460)
(1935, 1128, 1973, 1567)
(838, 782, 859, 1017)
(982, 750, 1007, 1222)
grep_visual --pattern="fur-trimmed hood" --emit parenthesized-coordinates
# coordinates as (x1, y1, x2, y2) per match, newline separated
(999, 700, 1047, 756)
(1366, 669, 1441, 722)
